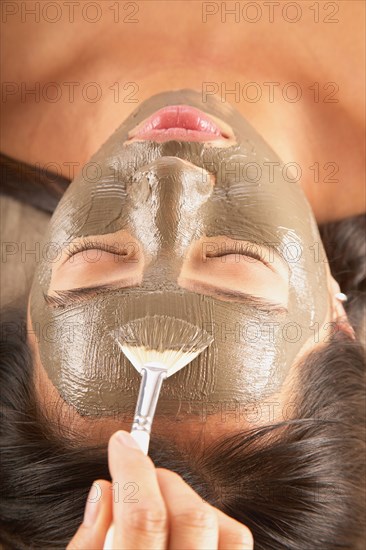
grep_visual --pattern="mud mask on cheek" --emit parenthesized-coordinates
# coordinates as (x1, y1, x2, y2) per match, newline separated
(29, 90, 329, 416)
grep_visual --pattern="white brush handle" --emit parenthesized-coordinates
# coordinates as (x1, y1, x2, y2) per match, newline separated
(129, 430, 150, 455)
(103, 364, 167, 549)
(103, 525, 115, 550)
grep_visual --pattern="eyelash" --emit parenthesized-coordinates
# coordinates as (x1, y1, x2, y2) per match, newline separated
(206, 244, 266, 264)
(65, 241, 268, 268)
(64, 239, 126, 259)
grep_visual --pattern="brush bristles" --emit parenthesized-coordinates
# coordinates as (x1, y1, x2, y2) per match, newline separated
(118, 344, 203, 376)
(113, 315, 214, 376)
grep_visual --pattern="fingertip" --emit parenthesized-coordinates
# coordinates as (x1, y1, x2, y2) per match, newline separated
(94, 478, 112, 493)
(112, 430, 141, 450)
(83, 481, 103, 528)
(82, 480, 112, 530)
(244, 527, 255, 550)
(67, 479, 113, 550)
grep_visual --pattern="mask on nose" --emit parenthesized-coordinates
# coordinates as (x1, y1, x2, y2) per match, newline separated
(29, 89, 329, 417)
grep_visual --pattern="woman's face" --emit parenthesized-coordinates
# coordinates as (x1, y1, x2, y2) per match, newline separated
(28, 89, 333, 423)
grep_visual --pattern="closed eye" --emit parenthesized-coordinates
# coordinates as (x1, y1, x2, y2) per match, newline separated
(49, 231, 144, 293)
(204, 242, 270, 268)
(63, 238, 132, 262)
(179, 236, 289, 306)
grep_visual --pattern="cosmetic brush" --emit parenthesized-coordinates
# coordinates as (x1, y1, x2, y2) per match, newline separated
(103, 315, 213, 549)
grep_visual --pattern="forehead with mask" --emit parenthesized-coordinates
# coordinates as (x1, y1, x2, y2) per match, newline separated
(29, 89, 331, 418)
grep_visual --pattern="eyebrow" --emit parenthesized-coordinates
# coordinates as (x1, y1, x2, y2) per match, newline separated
(44, 281, 288, 315)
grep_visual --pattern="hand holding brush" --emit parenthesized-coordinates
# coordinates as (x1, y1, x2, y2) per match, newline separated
(67, 429, 254, 550)
(103, 315, 214, 547)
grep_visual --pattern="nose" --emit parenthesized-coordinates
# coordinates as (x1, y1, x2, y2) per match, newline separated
(126, 157, 215, 276)
(127, 157, 214, 204)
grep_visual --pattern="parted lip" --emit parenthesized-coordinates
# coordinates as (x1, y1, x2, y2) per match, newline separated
(127, 105, 236, 143)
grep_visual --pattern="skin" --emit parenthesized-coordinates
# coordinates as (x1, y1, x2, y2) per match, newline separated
(29, 90, 332, 417)
(24, 92, 351, 549)
(67, 431, 254, 550)
(27, 90, 352, 449)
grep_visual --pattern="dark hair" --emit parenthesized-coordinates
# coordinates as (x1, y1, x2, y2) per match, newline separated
(1, 157, 365, 549)
(0, 152, 70, 214)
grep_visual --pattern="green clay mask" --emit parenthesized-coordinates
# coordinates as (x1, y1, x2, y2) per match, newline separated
(29, 89, 330, 416)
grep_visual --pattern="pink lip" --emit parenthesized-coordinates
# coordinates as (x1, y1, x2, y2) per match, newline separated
(128, 105, 231, 142)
